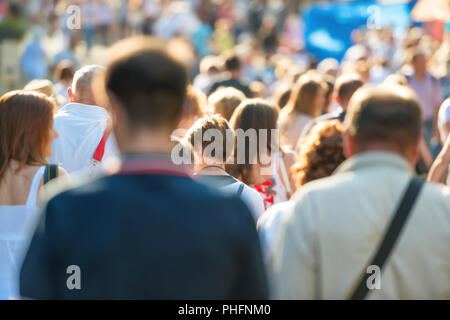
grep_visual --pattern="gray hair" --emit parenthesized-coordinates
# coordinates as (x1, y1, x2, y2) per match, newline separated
(71, 65, 105, 104)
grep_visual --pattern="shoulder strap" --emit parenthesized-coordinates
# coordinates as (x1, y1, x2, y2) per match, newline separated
(349, 176, 424, 300)
(25, 166, 47, 206)
(237, 183, 245, 197)
(43, 164, 59, 185)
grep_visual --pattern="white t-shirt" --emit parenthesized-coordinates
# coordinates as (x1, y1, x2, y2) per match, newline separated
(49, 103, 119, 176)
(279, 112, 313, 150)
(438, 98, 450, 143)
(257, 201, 294, 262)
(0, 166, 45, 299)
(196, 174, 265, 221)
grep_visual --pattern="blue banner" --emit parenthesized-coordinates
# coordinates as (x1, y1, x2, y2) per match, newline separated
(302, 0, 416, 62)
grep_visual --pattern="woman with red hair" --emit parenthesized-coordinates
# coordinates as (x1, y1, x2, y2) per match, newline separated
(0, 90, 68, 299)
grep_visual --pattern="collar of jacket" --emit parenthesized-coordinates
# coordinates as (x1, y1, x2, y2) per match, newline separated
(59, 103, 109, 118)
(115, 154, 189, 177)
(334, 151, 413, 175)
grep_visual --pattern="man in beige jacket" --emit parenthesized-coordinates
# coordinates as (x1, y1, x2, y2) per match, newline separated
(269, 84, 450, 299)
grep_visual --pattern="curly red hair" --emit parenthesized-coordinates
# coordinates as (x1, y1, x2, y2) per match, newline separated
(292, 120, 346, 188)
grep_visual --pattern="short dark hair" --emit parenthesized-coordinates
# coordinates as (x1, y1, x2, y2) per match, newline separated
(224, 53, 240, 71)
(54, 60, 75, 81)
(274, 86, 292, 109)
(335, 74, 364, 105)
(344, 84, 422, 153)
(105, 37, 188, 129)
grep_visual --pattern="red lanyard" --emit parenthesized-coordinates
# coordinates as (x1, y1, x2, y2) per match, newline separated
(92, 128, 110, 162)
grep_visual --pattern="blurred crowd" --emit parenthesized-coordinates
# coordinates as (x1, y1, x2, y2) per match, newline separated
(0, 0, 449, 300)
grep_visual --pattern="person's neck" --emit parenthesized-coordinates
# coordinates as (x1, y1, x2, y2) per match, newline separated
(71, 99, 97, 107)
(196, 162, 227, 175)
(353, 143, 414, 168)
(230, 71, 241, 80)
(119, 130, 174, 157)
(415, 70, 426, 80)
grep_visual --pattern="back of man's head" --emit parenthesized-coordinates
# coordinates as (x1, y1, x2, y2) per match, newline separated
(224, 53, 241, 73)
(344, 84, 422, 159)
(335, 73, 364, 109)
(105, 37, 188, 131)
(70, 65, 105, 105)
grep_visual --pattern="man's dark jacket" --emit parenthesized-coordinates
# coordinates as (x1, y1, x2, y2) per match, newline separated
(20, 172, 268, 299)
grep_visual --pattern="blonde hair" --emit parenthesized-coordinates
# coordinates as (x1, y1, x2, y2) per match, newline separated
(208, 87, 246, 120)
(183, 85, 207, 118)
(282, 73, 326, 119)
(24, 79, 56, 101)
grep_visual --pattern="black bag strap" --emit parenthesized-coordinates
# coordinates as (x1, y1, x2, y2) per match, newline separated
(349, 176, 424, 300)
(43, 164, 59, 185)
(237, 183, 245, 197)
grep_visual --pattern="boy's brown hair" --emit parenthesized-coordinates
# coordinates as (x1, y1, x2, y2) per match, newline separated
(208, 87, 246, 121)
(186, 114, 234, 164)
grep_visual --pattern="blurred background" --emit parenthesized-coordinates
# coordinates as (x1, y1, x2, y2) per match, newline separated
(0, 0, 448, 96)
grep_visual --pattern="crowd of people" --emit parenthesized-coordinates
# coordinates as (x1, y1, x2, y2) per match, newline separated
(0, 0, 449, 300)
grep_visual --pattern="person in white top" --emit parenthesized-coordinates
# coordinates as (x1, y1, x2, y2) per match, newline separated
(0, 91, 68, 299)
(428, 134, 450, 186)
(278, 72, 326, 150)
(427, 99, 450, 185)
(269, 84, 450, 299)
(259, 120, 346, 263)
(185, 114, 265, 220)
(49, 65, 119, 177)
(437, 98, 450, 145)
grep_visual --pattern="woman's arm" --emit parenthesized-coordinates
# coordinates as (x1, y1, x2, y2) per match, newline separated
(419, 135, 433, 169)
(427, 135, 450, 184)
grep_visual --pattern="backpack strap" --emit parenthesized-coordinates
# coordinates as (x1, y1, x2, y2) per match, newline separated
(237, 183, 245, 197)
(43, 164, 59, 185)
(349, 176, 424, 300)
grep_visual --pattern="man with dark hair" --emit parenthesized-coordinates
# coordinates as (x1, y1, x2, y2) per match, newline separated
(270, 84, 450, 299)
(209, 52, 252, 98)
(20, 37, 268, 299)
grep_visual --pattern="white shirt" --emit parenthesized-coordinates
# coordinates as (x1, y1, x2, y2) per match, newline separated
(438, 98, 450, 143)
(279, 113, 313, 150)
(257, 201, 294, 262)
(0, 166, 45, 299)
(270, 152, 450, 299)
(49, 103, 119, 176)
